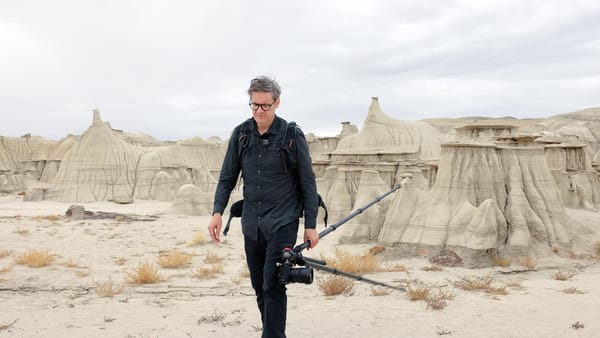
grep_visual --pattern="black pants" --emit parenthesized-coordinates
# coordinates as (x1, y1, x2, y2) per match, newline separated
(244, 221, 298, 338)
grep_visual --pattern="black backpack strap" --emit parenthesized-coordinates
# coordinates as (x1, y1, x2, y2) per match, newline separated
(281, 121, 298, 172)
(236, 118, 254, 161)
(318, 194, 328, 227)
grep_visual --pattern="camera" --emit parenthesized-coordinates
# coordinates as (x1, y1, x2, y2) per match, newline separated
(277, 248, 314, 285)
(277, 261, 313, 285)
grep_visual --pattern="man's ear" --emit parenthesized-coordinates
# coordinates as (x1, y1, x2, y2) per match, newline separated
(274, 98, 280, 109)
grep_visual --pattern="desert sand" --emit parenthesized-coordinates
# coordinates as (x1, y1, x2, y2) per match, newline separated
(1, 194, 599, 337)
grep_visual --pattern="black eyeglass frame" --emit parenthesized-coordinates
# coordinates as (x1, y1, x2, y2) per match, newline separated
(249, 101, 275, 111)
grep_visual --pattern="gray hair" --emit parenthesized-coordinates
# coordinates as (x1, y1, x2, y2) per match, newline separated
(247, 76, 281, 101)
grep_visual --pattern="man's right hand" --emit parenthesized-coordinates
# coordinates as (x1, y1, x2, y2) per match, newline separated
(208, 213, 222, 243)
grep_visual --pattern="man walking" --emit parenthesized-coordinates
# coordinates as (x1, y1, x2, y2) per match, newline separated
(208, 76, 319, 338)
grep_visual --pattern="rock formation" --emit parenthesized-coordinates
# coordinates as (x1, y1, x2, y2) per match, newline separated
(378, 125, 572, 266)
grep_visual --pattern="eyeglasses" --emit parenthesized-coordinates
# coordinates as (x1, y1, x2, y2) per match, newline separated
(249, 101, 275, 111)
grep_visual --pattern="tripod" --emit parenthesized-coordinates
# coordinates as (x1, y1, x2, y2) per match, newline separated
(281, 185, 406, 292)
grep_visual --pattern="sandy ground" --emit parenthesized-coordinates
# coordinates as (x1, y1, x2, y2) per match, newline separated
(1, 194, 600, 338)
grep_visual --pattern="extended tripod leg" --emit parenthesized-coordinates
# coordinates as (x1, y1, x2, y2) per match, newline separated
(305, 260, 406, 292)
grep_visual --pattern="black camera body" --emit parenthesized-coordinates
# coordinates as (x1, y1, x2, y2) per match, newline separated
(277, 248, 314, 285)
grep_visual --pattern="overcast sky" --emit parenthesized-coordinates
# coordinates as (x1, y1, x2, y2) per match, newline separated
(1, 0, 599, 141)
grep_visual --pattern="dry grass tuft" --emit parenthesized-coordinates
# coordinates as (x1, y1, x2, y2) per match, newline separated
(0, 263, 15, 274)
(518, 256, 537, 270)
(157, 250, 192, 268)
(318, 276, 355, 296)
(62, 259, 88, 269)
(369, 245, 385, 256)
(371, 287, 392, 296)
(595, 242, 600, 258)
(32, 215, 62, 222)
(198, 310, 226, 324)
(95, 277, 126, 297)
(323, 248, 380, 274)
(194, 264, 224, 279)
(407, 284, 431, 301)
(485, 285, 508, 295)
(0, 250, 11, 259)
(426, 288, 455, 310)
(560, 286, 584, 294)
(491, 254, 511, 267)
(232, 267, 251, 284)
(453, 276, 495, 291)
(75, 270, 91, 277)
(504, 279, 524, 289)
(15, 250, 54, 268)
(187, 231, 209, 247)
(380, 263, 408, 273)
(551, 270, 578, 281)
(126, 262, 162, 284)
(421, 265, 443, 272)
(203, 250, 224, 264)
(114, 257, 128, 266)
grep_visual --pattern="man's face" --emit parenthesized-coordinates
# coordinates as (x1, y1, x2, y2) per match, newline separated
(250, 91, 279, 128)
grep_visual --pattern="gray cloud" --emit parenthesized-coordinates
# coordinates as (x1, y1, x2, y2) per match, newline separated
(1, 0, 599, 140)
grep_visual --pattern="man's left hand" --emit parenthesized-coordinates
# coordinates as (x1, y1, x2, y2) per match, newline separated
(304, 228, 319, 250)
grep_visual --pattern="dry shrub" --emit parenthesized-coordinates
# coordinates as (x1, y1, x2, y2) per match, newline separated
(323, 248, 379, 274)
(594, 242, 600, 257)
(75, 270, 91, 277)
(491, 254, 511, 267)
(518, 256, 537, 270)
(318, 276, 355, 296)
(381, 263, 408, 273)
(32, 215, 62, 222)
(426, 289, 455, 310)
(369, 246, 385, 256)
(504, 279, 524, 289)
(0, 263, 15, 274)
(421, 265, 443, 272)
(114, 257, 128, 265)
(0, 250, 11, 259)
(407, 284, 431, 301)
(551, 270, 578, 281)
(95, 277, 126, 297)
(62, 259, 88, 269)
(232, 267, 251, 284)
(126, 262, 162, 284)
(13, 229, 30, 236)
(188, 231, 209, 246)
(194, 264, 224, 279)
(157, 250, 192, 268)
(560, 286, 584, 294)
(198, 310, 226, 324)
(371, 287, 392, 296)
(485, 285, 508, 295)
(453, 276, 495, 291)
(203, 250, 224, 264)
(15, 250, 54, 268)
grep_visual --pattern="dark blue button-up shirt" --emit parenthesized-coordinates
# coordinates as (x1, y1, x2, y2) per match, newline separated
(213, 115, 318, 241)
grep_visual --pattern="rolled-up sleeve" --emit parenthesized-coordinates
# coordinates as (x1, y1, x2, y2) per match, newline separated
(295, 130, 318, 229)
(213, 127, 241, 215)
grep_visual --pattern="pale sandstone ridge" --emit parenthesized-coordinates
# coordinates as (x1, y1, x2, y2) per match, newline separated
(46, 110, 222, 203)
(47, 110, 146, 202)
(378, 125, 571, 265)
(312, 98, 443, 232)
